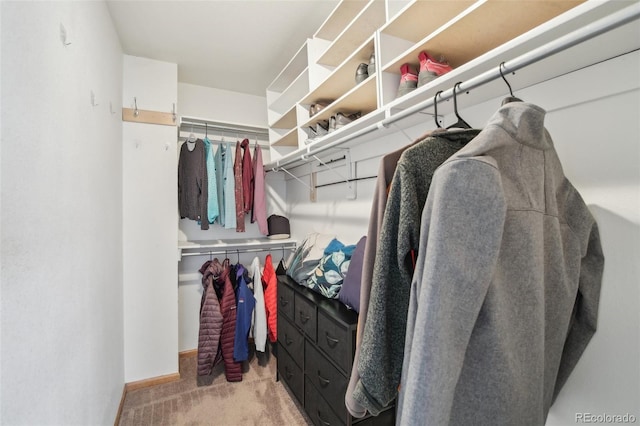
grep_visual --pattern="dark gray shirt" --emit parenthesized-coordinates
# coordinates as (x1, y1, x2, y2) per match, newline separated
(178, 139, 209, 230)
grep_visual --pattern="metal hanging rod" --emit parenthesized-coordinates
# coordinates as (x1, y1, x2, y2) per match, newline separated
(268, 2, 640, 172)
(181, 244, 297, 258)
(180, 116, 269, 140)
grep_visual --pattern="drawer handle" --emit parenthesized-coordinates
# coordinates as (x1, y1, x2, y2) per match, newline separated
(285, 334, 293, 346)
(279, 297, 289, 306)
(317, 410, 331, 426)
(317, 370, 330, 387)
(325, 333, 339, 348)
(299, 311, 310, 324)
(284, 366, 293, 381)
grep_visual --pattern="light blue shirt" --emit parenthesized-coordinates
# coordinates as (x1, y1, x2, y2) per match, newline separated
(203, 138, 219, 224)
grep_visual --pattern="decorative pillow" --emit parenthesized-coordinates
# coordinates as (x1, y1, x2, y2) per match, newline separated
(338, 236, 367, 312)
(286, 233, 335, 284)
(305, 250, 351, 299)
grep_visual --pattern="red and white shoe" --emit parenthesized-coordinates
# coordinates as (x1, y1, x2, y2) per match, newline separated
(396, 63, 418, 98)
(418, 51, 452, 87)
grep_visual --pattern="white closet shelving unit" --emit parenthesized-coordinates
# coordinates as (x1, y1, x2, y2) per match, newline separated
(177, 116, 295, 259)
(264, 0, 639, 172)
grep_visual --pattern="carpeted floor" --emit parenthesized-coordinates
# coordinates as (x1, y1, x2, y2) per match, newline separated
(119, 346, 312, 426)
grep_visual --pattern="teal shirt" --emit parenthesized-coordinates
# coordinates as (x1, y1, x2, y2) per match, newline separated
(203, 138, 219, 224)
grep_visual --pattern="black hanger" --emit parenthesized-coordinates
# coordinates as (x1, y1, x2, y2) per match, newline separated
(433, 90, 443, 129)
(499, 62, 523, 105)
(446, 82, 472, 130)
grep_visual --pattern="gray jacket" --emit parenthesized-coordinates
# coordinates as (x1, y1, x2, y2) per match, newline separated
(397, 102, 604, 425)
(352, 129, 480, 415)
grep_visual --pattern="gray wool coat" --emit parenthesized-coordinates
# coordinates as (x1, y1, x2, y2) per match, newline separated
(397, 102, 604, 425)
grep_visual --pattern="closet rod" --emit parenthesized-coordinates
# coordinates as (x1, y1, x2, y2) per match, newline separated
(180, 117, 269, 139)
(181, 244, 297, 258)
(270, 2, 640, 171)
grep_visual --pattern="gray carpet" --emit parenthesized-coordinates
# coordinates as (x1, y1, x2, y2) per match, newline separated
(119, 347, 312, 426)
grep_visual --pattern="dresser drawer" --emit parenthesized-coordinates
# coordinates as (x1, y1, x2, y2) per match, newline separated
(277, 344, 303, 405)
(295, 293, 317, 342)
(305, 376, 346, 426)
(278, 315, 304, 368)
(317, 309, 354, 373)
(278, 279, 295, 320)
(352, 407, 396, 425)
(305, 341, 348, 420)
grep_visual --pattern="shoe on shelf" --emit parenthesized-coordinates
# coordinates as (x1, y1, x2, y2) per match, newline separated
(334, 111, 362, 130)
(305, 126, 318, 144)
(368, 52, 376, 76)
(309, 101, 330, 118)
(329, 115, 337, 133)
(396, 63, 418, 98)
(316, 120, 330, 138)
(418, 51, 453, 87)
(355, 63, 369, 84)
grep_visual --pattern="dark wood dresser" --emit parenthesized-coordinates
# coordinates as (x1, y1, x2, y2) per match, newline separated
(276, 274, 395, 426)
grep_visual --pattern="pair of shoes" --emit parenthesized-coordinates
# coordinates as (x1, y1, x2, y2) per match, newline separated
(418, 51, 452, 87)
(309, 101, 330, 118)
(330, 111, 362, 132)
(396, 63, 418, 98)
(355, 52, 376, 84)
(306, 119, 330, 143)
(395, 52, 453, 98)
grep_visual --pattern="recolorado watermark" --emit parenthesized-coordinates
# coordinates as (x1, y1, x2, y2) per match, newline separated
(576, 413, 637, 423)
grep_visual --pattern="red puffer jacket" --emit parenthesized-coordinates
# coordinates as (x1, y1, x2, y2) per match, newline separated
(197, 260, 223, 376)
(262, 254, 277, 343)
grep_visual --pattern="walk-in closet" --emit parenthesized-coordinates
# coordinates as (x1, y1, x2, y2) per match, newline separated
(1, 1, 638, 425)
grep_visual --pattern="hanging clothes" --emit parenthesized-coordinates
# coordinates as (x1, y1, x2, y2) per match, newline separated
(251, 144, 268, 235)
(197, 259, 223, 377)
(178, 139, 209, 230)
(249, 256, 267, 352)
(352, 129, 480, 416)
(262, 254, 277, 343)
(241, 139, 254, 214)
(397, 102, 604, 425)
(203, 137, 220, 224)
(234, 141, 245, 232)
(214, 142, 226, 226)
(222, 142, 236, 230)
(344, 137, 426, 418)
(206, 259, 243, 382)
(233, 264, 256, 362)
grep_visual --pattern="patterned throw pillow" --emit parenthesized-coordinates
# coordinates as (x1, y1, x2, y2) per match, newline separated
(305, 250, 351, 299)
(286, 233, 335, 284)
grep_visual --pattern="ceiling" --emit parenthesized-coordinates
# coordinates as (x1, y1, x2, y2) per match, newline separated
(106, 0, 340, 97)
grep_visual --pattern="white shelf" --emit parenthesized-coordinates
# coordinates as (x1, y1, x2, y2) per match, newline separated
(268, 42, 309, 93)
(178, 238, 297, 261)
(314, 1, 369, 42)
(268, 68, 309, 115)
(264, 0, 640, 173)
(316, 0, 385, 67)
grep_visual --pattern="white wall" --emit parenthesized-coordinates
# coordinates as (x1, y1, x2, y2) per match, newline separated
(284, 51, 640, 421)
(176, 82, 287, 351)
(122, 55, 179, 382)
(1, 2, 124, 424)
